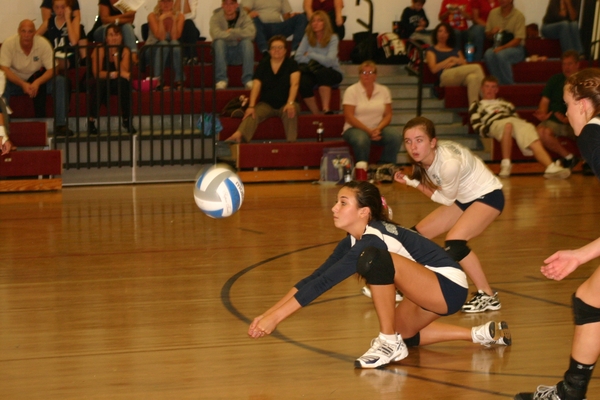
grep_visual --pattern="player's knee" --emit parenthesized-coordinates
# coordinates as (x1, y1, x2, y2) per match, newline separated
(572, 294, 600, 325)
(444, 240, 471, 262)
(356, 247, 395, 285)
(403, 332, 420, 347)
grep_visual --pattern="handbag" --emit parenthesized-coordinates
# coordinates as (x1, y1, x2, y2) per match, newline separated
(299, 59, 327, 75)
(196, 113, 223, 137)
(221, 95, 249, 118)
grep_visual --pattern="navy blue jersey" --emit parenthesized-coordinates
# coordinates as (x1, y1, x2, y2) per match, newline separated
(577, 117, 600, 178)
(294, 220, 461, 307)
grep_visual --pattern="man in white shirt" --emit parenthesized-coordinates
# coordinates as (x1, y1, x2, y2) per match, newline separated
(0, 20, 72, 136)
(242, 0, 308, 56)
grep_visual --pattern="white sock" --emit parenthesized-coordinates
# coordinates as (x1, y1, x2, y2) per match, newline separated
(0, 126, 7, 144)
(501, 158, 511, 166)
(380, 333, 397, 343)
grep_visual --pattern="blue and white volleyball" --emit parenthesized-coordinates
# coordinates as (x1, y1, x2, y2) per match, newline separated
(194, 164, 244, 218)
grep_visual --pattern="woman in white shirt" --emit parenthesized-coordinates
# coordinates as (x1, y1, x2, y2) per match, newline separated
(394, 116, 504, 314)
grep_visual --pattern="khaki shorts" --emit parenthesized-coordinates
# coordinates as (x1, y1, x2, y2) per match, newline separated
(539, 119, 575, 138)
(488, 117, 538, 156)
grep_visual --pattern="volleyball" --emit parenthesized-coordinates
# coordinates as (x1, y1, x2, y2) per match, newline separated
(193, 164, 244, 218)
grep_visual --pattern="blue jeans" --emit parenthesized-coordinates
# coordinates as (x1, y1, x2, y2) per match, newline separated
(483, 45, 525, 85)
(94, 23, 138, 54)
(146, 40, 184, 84)
(469, 24, 486, 62)
(253, 13, 308, 53)
(212, 38, 254, 86)
(342, 126, 402, 163)
(541, 21, 583, 54)
(3, 75, 67, 126)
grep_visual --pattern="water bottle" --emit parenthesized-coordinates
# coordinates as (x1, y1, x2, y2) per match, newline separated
(494, 30, 503, 48)
(313, 121, 324, 142)
(465, 42, 475, 62)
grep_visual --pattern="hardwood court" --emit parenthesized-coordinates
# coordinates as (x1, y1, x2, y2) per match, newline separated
(1, 174, 599, 399)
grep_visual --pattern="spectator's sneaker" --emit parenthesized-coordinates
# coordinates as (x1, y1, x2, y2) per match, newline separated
(361, 286, 403, 302)
(462, 290, 501, 313)
(561, 156, 580, 170)
(472, 321, 511, 347)
(216, 81, 228, 90)
(244, 81, 254, 90)
(514, 381, 587, 400)
(499, 161, 512, 178)
(544, 161, 571, 179)
(55, 125, 74, 137)
(355, 336, 408, 369)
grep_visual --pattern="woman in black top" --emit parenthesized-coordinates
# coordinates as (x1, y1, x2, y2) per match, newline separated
(87, 24, 136, 135)
(223, 35, 300, 143)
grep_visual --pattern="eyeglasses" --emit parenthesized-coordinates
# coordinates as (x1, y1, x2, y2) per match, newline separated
(360, 71, 376, 75)
(270, 45, 285, 50)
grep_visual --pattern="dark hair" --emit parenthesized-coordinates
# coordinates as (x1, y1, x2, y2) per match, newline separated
(268, 35, 287, 50)
(105, 23, 122, 39)
(561, 50, 580, 63)
(402, 116, 439, 191)
(565, 68, 600, 117)
(342, 181, 391, 223)
(481, 75, 499, 86)
(432, 23, 456, 48)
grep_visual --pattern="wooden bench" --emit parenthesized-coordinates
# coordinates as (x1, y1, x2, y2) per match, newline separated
(0, 121, 62, 192)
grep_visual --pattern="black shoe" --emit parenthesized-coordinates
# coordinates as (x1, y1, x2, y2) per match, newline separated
(561, 156, 580, 170)
(582, 162, 595, 176)
(122, 119, 137, 134)
(87, 120, 98, 135)
(55, 125, 74, 137)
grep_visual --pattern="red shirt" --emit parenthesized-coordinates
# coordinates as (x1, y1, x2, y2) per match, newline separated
(471, 0, 499, 23)
(439, 0, 472, 31)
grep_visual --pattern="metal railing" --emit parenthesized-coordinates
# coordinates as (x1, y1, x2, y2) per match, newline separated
(403, 40, 424, 117)
(51, 42, 217, 170)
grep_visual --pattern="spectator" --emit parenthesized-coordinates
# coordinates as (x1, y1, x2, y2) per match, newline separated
(0, 72, 14, 155)
(295, 10, 343, 115)
(38, 0, 88, 65)
(303, 0, 345, 40)
(146, 0, 185, 91)
(483, 0, 526, 85)
(426, 23, 485, 105)
(242, 0, 308, 57)
(542, 0, 584, 55)
(174, 0, 201, 63)
(223, 35, 300, 143)
(209, 0, 256, 90)
(399, 0, 431, 45)
(535, 50, 580, 170)
(469, 0, 499, 61)
(90, 0, 139, 65)
(342, 61, 402, 164)
(37, 0, 83, 70)
(438, 0, 471, 52)
(86, 24, 136, 135)
(469, 75, 570, 179)
(0, 20, 72, 136)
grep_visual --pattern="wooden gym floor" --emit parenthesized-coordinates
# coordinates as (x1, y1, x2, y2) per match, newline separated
(1, 174, 599, 399)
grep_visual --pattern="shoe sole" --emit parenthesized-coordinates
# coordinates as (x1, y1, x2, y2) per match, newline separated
(354, 346, 409, 369)
(499, 321, 511, 346)
(544, 169, 571, 179)
(462, 303, 502, 313)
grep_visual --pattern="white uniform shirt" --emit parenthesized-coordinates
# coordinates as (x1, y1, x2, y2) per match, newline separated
(426, 140, 503, 205)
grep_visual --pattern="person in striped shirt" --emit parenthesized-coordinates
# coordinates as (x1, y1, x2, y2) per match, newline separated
(468, 75, 570, 179)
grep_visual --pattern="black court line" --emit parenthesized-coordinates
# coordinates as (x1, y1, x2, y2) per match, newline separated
(221, 243, 587, 398)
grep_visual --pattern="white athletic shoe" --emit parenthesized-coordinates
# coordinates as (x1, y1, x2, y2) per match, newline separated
(472, 321, 512, 347)
(215, 81, 228, 90)
(462, 290, 501, 313)
(544, 161, 571, 179)
(361, 286, 403, 302)
(355, 335, 408, 369)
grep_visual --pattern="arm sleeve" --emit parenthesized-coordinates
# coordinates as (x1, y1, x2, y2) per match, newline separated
(294, 35, 310, 63)
(209, 15, 229, 40)
(307, 35, 339, 68)
(236, 11, 257, 40)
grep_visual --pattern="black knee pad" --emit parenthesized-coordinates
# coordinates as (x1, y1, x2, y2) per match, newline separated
(403, 332, 421, 347)
(572, 294, 600, 325)
(444, 240, 471, 262)
(356, 247, 395, 285)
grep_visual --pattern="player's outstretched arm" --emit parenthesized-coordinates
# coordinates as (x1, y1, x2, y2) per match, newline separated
(542, 236, 600, 280)
(248, 288, 301, 338)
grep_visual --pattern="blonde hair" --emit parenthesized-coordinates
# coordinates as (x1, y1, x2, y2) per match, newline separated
(153, 0, 180, 16)
(306, 10, 334, 48)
